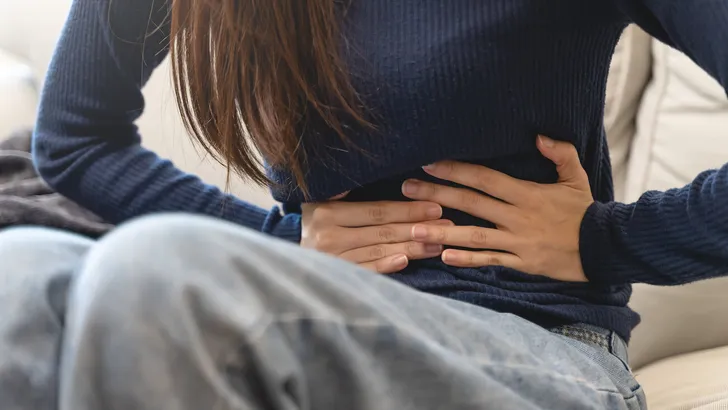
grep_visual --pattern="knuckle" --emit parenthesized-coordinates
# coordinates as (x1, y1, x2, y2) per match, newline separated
(313, 231, 335, 251)
(368, 245, 387, 260)
(424, 183, 439, 198)
(435, 227, 448, 242)
(457, 251, 475, 266)
(467, 252, 477, 265)
(367, 205, 387, 223)
(486, 254, 502, 266)
(407, 203, 420, 221)
(311, 204, 333, 222)
(404, 241, 420, 256)
(469, 228, 488, 245)
(460, 190, 481, 210)
(376, 227, 396, 242)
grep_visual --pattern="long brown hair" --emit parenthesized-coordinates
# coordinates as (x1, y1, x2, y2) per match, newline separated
(169, 0, 370, 197)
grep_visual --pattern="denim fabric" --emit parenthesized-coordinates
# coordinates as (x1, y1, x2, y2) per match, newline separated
(0, 215, 646, 409)
(551, 324, 645, 408)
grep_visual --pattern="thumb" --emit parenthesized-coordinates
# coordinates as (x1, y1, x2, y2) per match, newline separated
(536, 135, 589, 187)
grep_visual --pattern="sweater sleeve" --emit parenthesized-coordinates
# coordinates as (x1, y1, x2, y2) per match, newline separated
(580, 0, 728, 285)
(33, 0, 300, 242)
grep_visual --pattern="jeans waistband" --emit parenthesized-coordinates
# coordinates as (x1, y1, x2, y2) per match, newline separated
(550, 323, 630, 365)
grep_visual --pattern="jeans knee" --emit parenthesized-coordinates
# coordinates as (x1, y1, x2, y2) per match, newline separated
(71, 214, 269, 319)
(104, 213, 268, 252)
(75, 215, 196, 296)
(105, 213, 283, 263)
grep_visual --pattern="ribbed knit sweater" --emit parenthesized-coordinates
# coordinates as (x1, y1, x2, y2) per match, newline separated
(34, 0, 728, 341)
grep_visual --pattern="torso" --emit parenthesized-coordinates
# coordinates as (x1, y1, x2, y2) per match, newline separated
(267, 0, 639, 339)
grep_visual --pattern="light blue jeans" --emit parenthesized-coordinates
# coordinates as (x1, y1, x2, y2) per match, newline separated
(0, 214, 646, 409)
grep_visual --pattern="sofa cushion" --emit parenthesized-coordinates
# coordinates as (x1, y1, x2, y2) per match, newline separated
(628, 277, 728, 370)
(604, 25, 652, 202)
(625, 39, 728, 201)
(634, 345, 728, 410)
(0, 49, 38, 139)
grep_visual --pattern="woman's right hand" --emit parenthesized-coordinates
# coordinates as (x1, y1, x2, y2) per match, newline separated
(301, 196, 451, 274)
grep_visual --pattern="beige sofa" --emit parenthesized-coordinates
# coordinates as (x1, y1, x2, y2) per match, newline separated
(1, 3, 727, 407)
(607, 26, 728, 409)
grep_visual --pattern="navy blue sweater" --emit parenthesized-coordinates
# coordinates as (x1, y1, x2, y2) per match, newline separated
(34, 0, 728, 341)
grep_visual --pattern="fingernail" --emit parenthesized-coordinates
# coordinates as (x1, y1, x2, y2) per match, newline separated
(538, 135, 555, 148)
(412, 225, 428, 240)
(328, 190, 350, 200)
(393, 255, 408, 267)
(425, 244, 442, 253)
(426, 205, 442, 218)
(422, 163, 437, 172)
(442, 250, 457, 263)
(402, 180, 419, 195)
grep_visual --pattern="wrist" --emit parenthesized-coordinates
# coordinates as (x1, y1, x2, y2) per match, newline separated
(579, 201, 619, 285)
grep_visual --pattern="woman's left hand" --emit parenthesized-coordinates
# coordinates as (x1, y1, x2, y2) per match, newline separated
(402, 135, 594, 282)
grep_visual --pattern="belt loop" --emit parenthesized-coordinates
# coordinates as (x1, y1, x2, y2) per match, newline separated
(609, 332, 630, 367)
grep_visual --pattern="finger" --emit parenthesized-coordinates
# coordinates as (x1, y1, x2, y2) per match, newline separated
(320, 200, 443, 228)
(360, 254, 409, 274)
(536, 135, 589, 188)
(402, 180, 518, 226)
(421, 161, 531, 205)
(441, 249, 524, 270)
(410, 224, 519, 252)
(327, 219, 453, 252)
(340, 241, 443, 264)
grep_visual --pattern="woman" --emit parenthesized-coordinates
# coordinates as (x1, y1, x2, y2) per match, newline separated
(2, 0, 727, 408)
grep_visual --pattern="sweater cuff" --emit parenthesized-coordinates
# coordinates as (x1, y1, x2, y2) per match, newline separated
(579, 201, 623, 286)
(262, 206, 302, 243)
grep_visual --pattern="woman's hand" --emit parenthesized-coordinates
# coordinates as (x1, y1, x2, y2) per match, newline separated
(301, 195, 451, 274)
(401, 136, 594, 282)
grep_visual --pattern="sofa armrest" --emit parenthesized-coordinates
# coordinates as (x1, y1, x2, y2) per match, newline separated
(0, 49, 38, 139)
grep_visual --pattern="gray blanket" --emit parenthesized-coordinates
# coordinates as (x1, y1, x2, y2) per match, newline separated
(0, 130, 112, 238)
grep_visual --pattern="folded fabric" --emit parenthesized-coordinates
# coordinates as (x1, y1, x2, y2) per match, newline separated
(0, 130, 112, 237)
